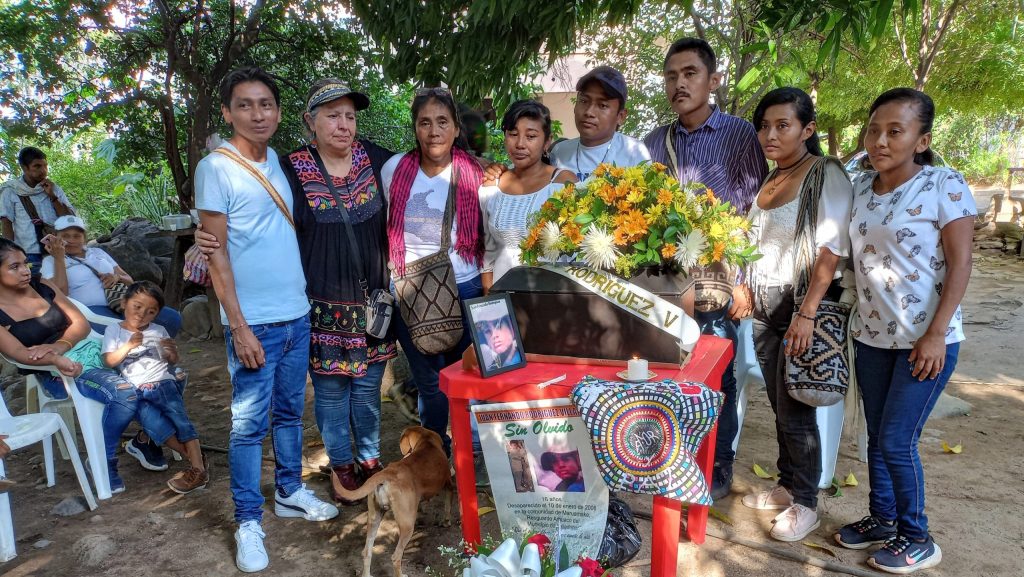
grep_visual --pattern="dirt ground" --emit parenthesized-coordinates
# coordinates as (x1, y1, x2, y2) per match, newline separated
(2, 254, 1022, 577)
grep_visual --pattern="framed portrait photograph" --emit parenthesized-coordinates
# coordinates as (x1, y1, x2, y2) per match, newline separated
(463, 293, 527, 378)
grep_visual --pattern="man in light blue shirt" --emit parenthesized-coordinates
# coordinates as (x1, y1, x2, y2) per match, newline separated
(194, 66, 336, 574)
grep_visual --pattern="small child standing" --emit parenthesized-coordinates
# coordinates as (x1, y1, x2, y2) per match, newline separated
(102, 281, 209, 494)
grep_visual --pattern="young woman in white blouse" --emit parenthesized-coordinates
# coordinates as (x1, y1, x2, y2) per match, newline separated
(833, 89, 974, 575)
(479, 100, 577, 291)
(738, 88, 853, 542)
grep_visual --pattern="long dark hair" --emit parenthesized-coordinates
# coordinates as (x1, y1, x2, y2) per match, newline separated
(410, 88, 467, 152)
(752, 87, 823, 157)
(0, 238, 26, 264)
(868, 88, 935, 166)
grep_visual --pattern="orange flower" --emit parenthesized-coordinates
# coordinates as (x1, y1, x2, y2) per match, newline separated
(712, 241, 725, 261)
(616, 199, 631, 212)
(609, 166, 626, 179)
(540, 200, 557, 213)
(705, 189, 718, 204)
(524, 226, 541, 249)
(656, 187, 673, 206)
(613, 210, 648, 243)
(661, 243, 677, 258)
(651, 162, 667, 173)
(562, 222, 584, 245)
(612, 227, 629, 246)
(593, 164, 607, 178)
(597, 183, 618, 204)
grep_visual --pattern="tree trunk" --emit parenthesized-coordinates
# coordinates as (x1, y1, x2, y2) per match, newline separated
(827, 126, 840, 157)
(159, 96, 190, 213)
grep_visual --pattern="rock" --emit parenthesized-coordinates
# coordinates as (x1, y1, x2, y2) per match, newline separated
(154, 256, 172, 287)
(976, 240, 1004, 250)
(147, 512, 164, 525)
(93, 235, 163, 286)
(90, 515, 104, 523)
(181, 296, 212, 340)
(72, 534, 116, 567)
(107, 217, 173, 258)
(50, 496, 88, 517)
(930, 392, 972, 419)
(33, 539, 52, 549)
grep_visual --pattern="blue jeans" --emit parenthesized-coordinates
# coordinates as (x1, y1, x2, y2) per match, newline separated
(694, 304, 739, 468)
(138, 379, 198, 445)
(43, 368, 138, 463)
(392, 275, 483, 455)
(310, 362, 385, 466)
(854, 340, 959, 540)
(225, 316, 310, 523)
(87, 304, 183, 337)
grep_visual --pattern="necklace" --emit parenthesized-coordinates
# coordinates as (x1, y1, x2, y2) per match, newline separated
(575, 137, 614, 181)
(766, 151, 812, 196)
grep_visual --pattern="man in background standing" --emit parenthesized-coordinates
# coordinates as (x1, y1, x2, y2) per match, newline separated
(1, 146, 76, 267)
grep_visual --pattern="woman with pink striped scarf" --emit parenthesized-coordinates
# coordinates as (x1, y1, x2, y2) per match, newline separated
(380, 87, 485, 456)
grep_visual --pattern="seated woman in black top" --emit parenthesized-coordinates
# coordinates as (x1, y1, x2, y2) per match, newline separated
(0, 238, 136, 493)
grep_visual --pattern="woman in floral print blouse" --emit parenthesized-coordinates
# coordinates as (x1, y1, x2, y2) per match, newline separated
(834, 88, 975, 575)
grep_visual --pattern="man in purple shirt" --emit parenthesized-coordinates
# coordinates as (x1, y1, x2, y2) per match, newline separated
(645, 38, 768, 501)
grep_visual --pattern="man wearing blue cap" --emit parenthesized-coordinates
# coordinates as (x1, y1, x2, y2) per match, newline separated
(548, 66, 651, 181)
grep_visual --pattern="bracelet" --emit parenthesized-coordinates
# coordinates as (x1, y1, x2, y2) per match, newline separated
(56, 338, 74, 350)
(795, 311, 816, 321)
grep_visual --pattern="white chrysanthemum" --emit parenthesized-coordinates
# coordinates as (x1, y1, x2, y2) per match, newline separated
(693, 201, 704, 218)
(674, 229, 708, 269)
(540, 221, 563, 261)
(581, 226, 620, 270)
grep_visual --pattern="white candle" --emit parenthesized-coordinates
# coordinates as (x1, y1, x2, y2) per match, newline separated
(627, 357, 648, 381)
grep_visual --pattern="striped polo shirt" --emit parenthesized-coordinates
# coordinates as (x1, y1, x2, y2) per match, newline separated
(644, 105, 768, 215)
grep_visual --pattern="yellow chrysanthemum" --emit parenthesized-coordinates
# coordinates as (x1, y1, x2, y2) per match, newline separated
(613, 210, 648, 243)
(626, 187, 645, 205)
(593, 164, 608, 178)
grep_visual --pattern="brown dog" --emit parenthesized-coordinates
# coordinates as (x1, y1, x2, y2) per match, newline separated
(332, 426, 453, 577)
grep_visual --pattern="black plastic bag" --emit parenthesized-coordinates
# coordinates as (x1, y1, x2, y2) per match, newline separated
(598, 494, 642, 567)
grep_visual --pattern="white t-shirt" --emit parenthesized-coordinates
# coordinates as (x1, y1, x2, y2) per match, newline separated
(194, 142, 310, 325)
(748, 160, 853, 288)
(40, 248, 119, 306)
(0, 178, 75, 255)
(548, 133, 651, 182)
(479, 176, 567, 283)
(849, 166, 976, 349)
(102, 322, 175, 386)
(380, 153, 480, 284)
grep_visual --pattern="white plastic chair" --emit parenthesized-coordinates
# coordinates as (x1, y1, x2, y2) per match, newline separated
(4, 355, 113, 500)
(23, 298, 118, 458)
(733, 318, 846, 489)
(0, 392, 97, 561)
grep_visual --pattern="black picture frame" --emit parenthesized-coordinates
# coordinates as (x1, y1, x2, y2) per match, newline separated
(463, 293, 527, 378)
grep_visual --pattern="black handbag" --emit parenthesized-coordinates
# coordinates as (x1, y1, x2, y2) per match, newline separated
(309, 148, 393, 340)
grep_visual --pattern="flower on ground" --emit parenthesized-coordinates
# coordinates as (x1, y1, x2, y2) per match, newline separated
(540, 221, 562, 261)
(581, 226, 620, 270)
(577, 557, 606, 577)
(674, 229, 708, 269)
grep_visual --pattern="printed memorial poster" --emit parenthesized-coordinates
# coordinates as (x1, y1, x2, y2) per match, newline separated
(473, 398, 609, 557)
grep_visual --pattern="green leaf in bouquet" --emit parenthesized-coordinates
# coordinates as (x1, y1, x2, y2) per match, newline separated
(663, 225, 679, 241)
(633, 240, 647, 251)
(648, 233, 663, 249)
(574, 213, 594, 225)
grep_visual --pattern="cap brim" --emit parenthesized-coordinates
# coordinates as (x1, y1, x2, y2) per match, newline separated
(575, 76, 626, 104)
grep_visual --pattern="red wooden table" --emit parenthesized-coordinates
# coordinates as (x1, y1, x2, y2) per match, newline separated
(439, 335, 731, 577)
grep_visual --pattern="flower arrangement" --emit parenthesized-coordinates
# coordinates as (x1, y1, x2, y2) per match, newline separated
(437, 534, 612, 577)
(520, 162, 760, 278)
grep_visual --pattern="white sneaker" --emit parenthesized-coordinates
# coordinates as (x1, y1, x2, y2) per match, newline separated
(742, 485, 794, 510)
(770, 503, 820, 542)
(235, 520, 269, 573)
(274, 483, 339, 521)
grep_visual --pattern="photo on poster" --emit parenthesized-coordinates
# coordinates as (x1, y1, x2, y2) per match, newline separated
(505, 440, 535, 493)
(463, 293, 527, 377)
(537, 447, 585, 492)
